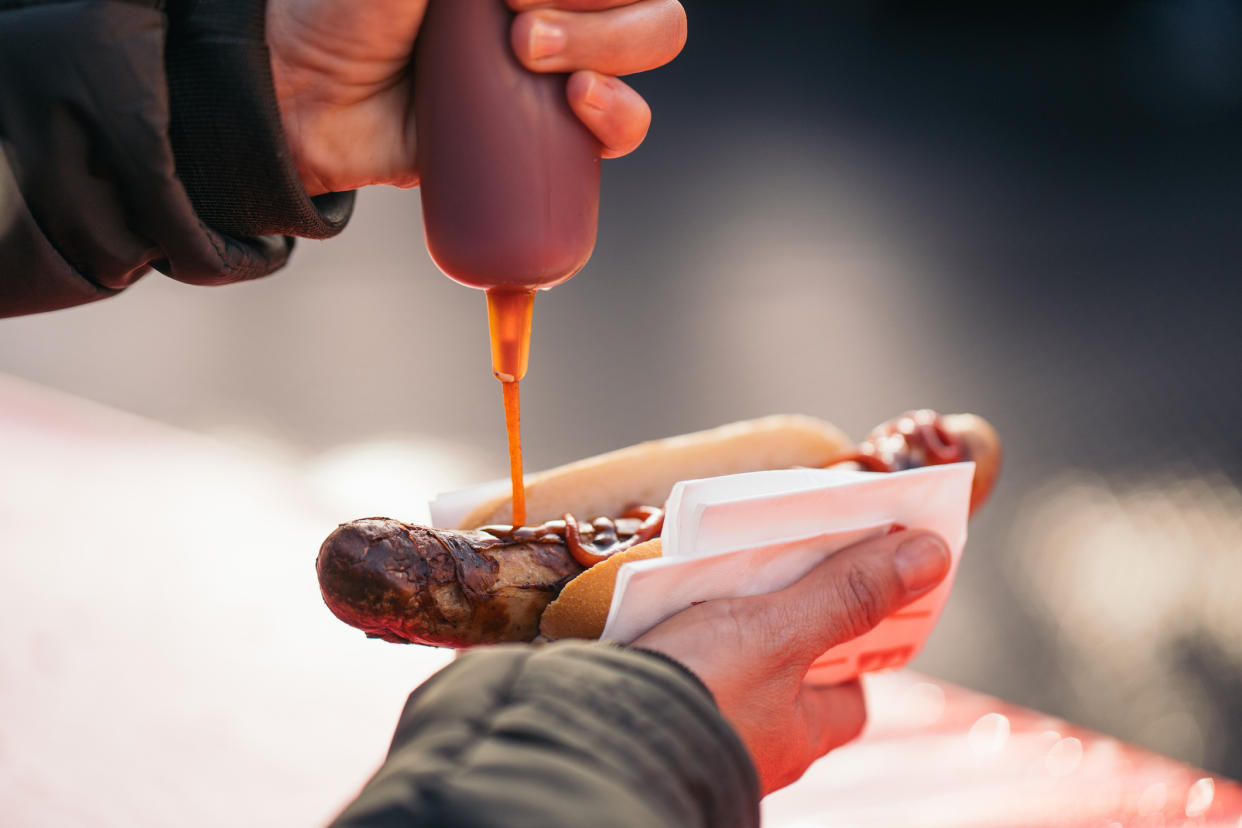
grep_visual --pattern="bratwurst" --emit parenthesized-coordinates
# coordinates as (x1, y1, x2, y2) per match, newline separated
(318, 520, 585, 647)
(319, 509, 663, 647)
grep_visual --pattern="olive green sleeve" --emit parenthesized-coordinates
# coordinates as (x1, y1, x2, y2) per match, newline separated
(331, 642, 760, 828)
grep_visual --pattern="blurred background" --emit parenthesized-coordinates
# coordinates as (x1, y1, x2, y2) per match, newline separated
(2, 0, 1241, 788)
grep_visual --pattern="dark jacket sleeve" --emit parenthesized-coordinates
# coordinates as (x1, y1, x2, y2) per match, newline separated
(0, 0, 354, 318)
(331, 642, 761, 828)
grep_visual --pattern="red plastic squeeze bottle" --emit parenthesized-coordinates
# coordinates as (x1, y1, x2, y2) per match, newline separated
(414, 0, 602, 526)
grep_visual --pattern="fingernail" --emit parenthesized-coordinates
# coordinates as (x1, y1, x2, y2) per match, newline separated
(528, 20, 567, 61)
(894, 536, 950, 593)
(581, 75, 612, 112)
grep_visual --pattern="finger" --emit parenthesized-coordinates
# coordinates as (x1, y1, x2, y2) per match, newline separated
(508, 0, 643, 10)
(749, 530, 952, 666)
(510, 0, 687, 76)
(566, 71, 651, 158)
(799, 679, 867, 761)
(755, 679, 866, 796)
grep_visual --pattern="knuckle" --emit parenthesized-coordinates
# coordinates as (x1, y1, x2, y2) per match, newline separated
(751, 599, 810, 665)
(718, 598, 755, 641)
(720, 596, 797, 656)
(837, 564, 886, 639)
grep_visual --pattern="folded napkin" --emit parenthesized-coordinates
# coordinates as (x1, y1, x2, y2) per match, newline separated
(602, 464, 974, 684)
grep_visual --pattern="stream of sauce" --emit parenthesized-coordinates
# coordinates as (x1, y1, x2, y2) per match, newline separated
(500, 379, 526, 529)
(486, 289, 535, 527)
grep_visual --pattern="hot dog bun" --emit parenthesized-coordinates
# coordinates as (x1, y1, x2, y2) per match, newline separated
(516, 412, 1000, 642)
(539, 539, 664, 640)
(459, 414, 854, 530)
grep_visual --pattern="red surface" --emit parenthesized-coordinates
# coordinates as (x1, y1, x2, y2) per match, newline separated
(764, 670, 1242, 827)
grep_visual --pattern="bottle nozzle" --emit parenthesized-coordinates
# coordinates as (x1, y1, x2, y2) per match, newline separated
(486, 289, 535, 383)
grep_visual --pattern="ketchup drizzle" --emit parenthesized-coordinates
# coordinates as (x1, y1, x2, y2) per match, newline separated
(828, 410, 965, 473)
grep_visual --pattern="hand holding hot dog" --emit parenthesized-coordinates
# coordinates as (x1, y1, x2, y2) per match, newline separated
(634, 529, 952, 795)
(266, 0, 687, 195)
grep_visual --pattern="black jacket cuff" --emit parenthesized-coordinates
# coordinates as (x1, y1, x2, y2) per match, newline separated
(164, 0, 354, 240)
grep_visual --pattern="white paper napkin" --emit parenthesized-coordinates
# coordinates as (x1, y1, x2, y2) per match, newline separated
(429, 479, 511, 529)
(602, 463, 974, 685)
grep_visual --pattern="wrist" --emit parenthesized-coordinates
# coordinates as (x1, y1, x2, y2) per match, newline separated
(266, 4, 329, 196)
(165, 0, 355, 238)
(628, 646, 715, 700)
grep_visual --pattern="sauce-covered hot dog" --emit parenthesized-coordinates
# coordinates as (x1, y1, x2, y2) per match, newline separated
(316, 411, 1001, 648)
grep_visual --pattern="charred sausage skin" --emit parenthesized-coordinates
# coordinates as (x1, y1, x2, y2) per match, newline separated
(317, 518, 584, 647)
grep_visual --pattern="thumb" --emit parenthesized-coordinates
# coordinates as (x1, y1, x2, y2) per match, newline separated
(757, 530, 951, 668)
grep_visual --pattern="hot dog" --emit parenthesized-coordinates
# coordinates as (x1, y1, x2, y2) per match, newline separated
(316, 410, 1001, 648)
